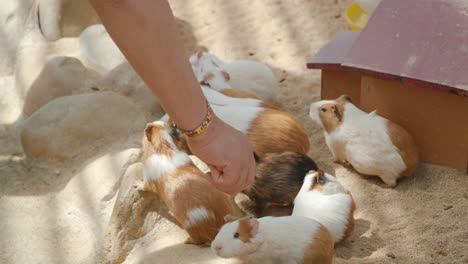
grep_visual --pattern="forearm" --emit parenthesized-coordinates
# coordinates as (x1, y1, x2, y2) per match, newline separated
(90, 0, 206, 130)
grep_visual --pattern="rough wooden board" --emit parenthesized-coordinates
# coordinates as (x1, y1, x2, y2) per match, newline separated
(321, 69, 362, 106)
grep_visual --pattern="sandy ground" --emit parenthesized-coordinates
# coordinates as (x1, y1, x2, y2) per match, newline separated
(1, 0, 467, 264)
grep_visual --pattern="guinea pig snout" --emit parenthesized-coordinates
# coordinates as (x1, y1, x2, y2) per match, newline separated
(212, 244, 223, 255)
(214, 245, 223, 252)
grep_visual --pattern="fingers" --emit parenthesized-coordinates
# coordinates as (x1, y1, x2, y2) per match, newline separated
(206, 165, 238, 195)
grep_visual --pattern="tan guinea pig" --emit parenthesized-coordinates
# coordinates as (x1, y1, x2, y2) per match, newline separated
(163, 88, 310, 155)
(309, 95, 419, 187)
(211, 215, 334, 264)
(134, 121, 234, 245)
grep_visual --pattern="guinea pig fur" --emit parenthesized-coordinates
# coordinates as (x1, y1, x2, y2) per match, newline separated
(309, 95, 419, 187)
(190, 51, 231, 91)
(201, 85, 275, 109)
(218, 89, 278, 110)
(190, 51, 279, 102)
(237, 152, 319, 217)
(292, 170, 356, 244)
(135, 121, 234, 245)
(211, 215, 334, 264)
(163, 92, 310, 155)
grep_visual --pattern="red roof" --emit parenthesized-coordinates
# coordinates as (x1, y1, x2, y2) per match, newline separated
(308, 0, 468, 97)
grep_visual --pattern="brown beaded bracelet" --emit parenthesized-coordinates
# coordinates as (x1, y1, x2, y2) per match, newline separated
(173, 101, 213, 138)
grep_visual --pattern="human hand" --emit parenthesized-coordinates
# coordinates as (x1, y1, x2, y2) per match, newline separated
(187, 115, 256, 196)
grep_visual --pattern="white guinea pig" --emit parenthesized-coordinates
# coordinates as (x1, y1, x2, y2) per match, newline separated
(309, 95, 419, 187)
(292, 170, 355, 244)
(190, 51, 279, 102)
(190, 51, 231, 91)
(211, 215, 334, 264)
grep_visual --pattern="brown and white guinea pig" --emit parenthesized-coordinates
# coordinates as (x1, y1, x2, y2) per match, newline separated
(292, 170, 355, 244)
(190, 51, 279, 102)
(134, 121, 234, 245)
(211, 215, 334, 264)
(309, 95, 419, 187)
(236, 152, 318, 217)
(162, 88, 310, 155)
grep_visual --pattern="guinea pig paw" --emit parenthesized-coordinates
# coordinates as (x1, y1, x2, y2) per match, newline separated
(383, 181, 397, 188)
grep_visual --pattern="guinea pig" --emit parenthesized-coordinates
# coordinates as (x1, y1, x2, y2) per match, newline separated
(190, 51, 231, 91)
(218, 89, 278, 110)
(236, 152, 318, 217)
(190, 51, 279, 102)
(163, 92, 310, 156)
(134, 121, 234, 245)
(309, 95, 419, 187)
(201, 85, 274, 109)
(211, 215, 334, 264)
(292, 170, 356, 244)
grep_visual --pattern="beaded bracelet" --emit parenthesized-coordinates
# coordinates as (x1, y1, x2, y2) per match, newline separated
(173, 101, 213, 137)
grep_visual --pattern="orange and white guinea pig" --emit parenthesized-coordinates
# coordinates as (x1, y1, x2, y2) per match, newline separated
(211, 215, 334, 264)
(134, 121, 234, 245)
(190, 51, 279, 102)
(292, 170, 355, 244)
(309, 95, 419, 187)
(163, 88, 310, 155)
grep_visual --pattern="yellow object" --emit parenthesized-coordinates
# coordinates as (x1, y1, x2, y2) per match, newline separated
(346, 3, 370, 30)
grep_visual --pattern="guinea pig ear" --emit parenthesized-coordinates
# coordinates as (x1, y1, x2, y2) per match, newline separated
(331, 105, 343, 122)
(144, 124, 154, 143)
(197, 51, 204, 59)
(221, 71, 230, 81)
(337, 94, 352, 104)
(248, 218, 259, 236)
(224, 214, 237, 223)
(316, 170, 328, 184)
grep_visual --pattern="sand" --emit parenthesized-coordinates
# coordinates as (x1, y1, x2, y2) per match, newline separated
(1, 0, 467, 264)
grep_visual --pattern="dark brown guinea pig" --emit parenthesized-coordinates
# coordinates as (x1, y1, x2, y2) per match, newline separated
(236, 152, 319, 217)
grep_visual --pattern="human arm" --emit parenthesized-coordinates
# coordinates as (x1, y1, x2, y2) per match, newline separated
(89, 0, 255, 195)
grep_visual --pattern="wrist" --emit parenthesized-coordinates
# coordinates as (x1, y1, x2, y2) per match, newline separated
(173, 100, 214, 138)
(188, 114, 222, 145)
(174, 101, 209, 132)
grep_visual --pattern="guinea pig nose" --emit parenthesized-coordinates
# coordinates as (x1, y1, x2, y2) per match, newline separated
(215, 245, 223, 252)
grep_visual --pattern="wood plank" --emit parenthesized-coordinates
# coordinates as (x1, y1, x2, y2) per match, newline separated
(321, 70, 362, 107)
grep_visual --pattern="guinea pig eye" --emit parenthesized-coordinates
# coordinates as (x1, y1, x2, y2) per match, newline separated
(200, 80, 211, 87)
(318, 177, 327, 185)
(233, 232, 240, 239)
(321, 108, 327, 112)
